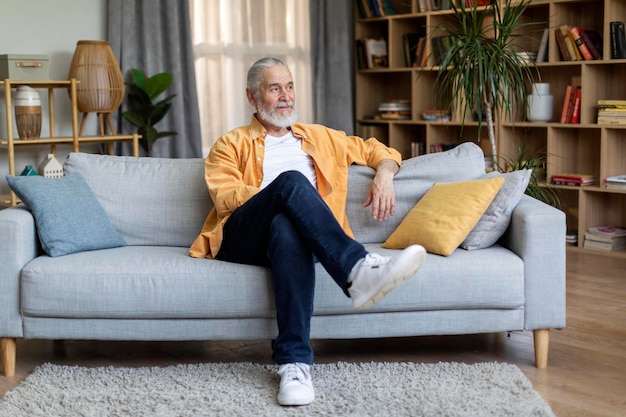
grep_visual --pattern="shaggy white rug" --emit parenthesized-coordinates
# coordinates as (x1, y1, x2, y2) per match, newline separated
(0, 361, 554, 417)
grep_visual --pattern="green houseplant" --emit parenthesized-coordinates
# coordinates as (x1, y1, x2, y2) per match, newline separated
(122, 69, 177, 156)
(432, 0, 540, 168)
(497, 144, 561, 208)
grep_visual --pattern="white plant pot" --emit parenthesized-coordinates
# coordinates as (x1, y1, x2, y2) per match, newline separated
(527, 83, 553, 122)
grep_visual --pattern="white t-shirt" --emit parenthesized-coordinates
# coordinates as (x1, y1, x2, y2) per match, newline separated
(260, 131, 317, 190)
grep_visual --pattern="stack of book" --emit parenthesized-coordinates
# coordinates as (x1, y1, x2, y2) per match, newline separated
(604, 174, 626, 190)
(421, 109, 451, 122)
(555, 25, 603, 61)
(551, 173, 595, 186)
(597, 99, 626, 125)
(377, 100, 411, 120)
(583, 226, 626, 251)
(566, 230, 578, 246)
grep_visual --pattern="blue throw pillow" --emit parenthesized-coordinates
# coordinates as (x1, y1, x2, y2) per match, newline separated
(6, 172, 126, 257)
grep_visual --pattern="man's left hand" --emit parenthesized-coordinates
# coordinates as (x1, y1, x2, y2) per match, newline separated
(363, 160, 399, 222)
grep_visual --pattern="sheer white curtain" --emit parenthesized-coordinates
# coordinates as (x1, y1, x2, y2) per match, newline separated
(190, 0, 311, 155)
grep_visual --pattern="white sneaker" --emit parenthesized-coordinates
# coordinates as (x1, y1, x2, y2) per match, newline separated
(348, 244, 426, 310)
(277, 363, 315, 406)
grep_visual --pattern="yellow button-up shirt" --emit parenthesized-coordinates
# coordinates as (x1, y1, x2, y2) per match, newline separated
(189, 115, 402, 258)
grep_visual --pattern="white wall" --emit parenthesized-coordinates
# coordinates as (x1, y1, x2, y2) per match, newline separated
(0, 0, 107, 195)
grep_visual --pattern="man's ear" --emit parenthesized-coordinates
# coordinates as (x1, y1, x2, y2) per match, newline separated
(246, 88, 256, 107)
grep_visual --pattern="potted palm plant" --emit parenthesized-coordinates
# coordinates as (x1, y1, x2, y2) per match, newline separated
(432, 0, 540, 168)
(122, 69, 177, 156)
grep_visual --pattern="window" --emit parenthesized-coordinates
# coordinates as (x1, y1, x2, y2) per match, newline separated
(190, 0, 311, 154)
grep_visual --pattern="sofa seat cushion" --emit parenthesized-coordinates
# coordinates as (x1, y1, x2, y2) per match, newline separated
(21, 244, 524, 320)
(313, 243, 525, 315)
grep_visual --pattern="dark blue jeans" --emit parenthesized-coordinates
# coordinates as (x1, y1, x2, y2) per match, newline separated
(216, 171, 368, 365)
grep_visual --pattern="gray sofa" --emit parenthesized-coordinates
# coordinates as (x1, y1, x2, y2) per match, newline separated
(0, 142, 566, 377)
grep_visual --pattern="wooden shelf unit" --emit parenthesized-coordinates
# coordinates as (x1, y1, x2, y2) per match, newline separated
(1, 79, 140, 206)
(354, 0, 626, 258)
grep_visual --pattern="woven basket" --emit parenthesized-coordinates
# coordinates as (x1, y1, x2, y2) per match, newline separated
(68, 40, 124, 113)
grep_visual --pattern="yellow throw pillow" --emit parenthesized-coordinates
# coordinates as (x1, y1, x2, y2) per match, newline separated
(382, 177, 504, 256)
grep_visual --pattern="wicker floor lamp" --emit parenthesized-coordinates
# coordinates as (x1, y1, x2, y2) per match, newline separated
(68, 40, 125, 136)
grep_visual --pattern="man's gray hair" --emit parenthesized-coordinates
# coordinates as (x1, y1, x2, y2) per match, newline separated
(247, 57, 289, 96)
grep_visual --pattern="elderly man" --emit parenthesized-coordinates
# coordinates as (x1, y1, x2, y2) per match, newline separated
(190, 57, 425, 406)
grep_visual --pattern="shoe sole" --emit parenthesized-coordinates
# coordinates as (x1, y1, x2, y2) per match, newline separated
(278, 393, 315, 406)
(354, 245, 426, 311)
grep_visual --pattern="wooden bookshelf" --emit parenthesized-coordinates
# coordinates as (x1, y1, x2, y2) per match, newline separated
(354, 0, 626, 258)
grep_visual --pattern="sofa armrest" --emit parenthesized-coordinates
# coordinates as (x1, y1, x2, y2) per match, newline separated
(0, 206, 38, 337)
(499, 195, 566, 330)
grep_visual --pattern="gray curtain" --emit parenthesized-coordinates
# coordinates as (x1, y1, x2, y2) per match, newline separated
(107, 0, 202, 158)
(310, 0, 355, 134)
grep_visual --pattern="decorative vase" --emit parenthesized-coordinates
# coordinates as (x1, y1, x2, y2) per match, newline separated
(68, 40, 125, 135)
(14, 86, 42, 140)
(527, 83, 553, 122)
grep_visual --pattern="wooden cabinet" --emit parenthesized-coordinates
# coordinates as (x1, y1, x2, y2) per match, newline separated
(1, 79, 140, 207)
(354, 0, 626, 258)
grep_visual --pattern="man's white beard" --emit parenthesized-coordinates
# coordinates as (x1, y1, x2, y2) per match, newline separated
(257, 101, 298, 128)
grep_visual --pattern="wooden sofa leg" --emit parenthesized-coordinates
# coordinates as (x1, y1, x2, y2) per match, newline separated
(533, 329, 549, 369)
(1, 337, 17, 377)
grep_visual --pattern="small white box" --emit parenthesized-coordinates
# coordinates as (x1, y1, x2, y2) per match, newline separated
(0, 54, 50, 81)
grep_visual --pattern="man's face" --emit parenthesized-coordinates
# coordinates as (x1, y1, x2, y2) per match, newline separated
(249, 65, 297, 129)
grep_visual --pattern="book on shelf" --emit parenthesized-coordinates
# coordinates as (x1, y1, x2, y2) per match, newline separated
(430, 143, 457, 153)
(356, 37, 388, 69)
(579, 29, 603, 59)
(411, 141, 426, 157)
(431, 36, 454, 66)
(610, 21, 626, 59)
(555, 27, 571, 61)
(536, 28, 550, 63)
(604, 174, 626, 190)
(559, 25, 582, 61)
(403, 33, 422, 67)
(551, 173, 595, 186)
(560, 86, 581, 124)
(356, 0, 396, 18)
(586, 225, 626, 240)
(569, 27, 594, 60)
(417, 0, 451, 12)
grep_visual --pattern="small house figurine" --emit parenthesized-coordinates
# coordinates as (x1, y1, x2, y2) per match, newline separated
(38, 154, 64, 178)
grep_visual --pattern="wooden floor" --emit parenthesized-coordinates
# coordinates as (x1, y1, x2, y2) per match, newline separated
(1, 250, 625, 416)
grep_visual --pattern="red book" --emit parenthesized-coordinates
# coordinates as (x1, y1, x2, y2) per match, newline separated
(570, 27, 593, 60)
(560, 86, 573, 123)
(579, 29, 603, 59)
(570, 87, 582, 124)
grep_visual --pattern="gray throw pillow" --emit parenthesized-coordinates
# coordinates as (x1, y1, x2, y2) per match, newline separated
(461, 169, 532, 250)
(6, 172, 126, 257)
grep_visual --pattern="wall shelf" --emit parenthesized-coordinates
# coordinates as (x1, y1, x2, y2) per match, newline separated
(1, 79, 140, 206)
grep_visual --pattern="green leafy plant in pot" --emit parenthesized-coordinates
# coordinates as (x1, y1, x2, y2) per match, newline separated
(432, 0, 541, 169)
(497, 143, 561, 208)
(122, 69, 177, 156)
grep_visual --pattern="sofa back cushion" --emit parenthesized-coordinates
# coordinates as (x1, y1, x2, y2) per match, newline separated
(64, 153, 212, 247)
(347, 142, 486, 244)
